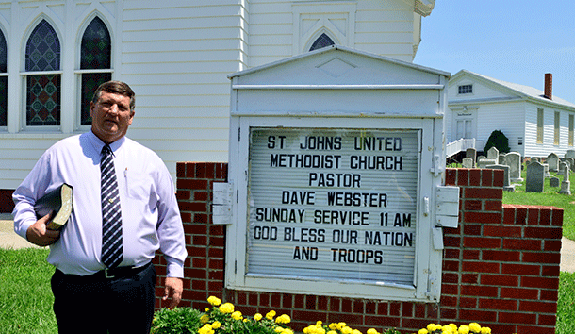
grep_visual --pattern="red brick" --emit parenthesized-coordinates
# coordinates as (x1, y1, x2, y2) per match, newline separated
(492, 169, 504, 187)
(498, 311, 536, 324)
(462, 273, 479, 284)
(469, 169, 482, 186)
(465, 199, 483, 210)
(527, 208, 540, 225)
(465, 187, 502, 199)
(551, 208, 564, 226)
(524, 226, 562, 239)
(482, 250, 520, 262)
(538, 208, 552, 225)
(519, 300, 557, 313)
(463, 224, 482, 235)
(522, 252, 561, 264)
(540, 289, 559, 302)
(502, 206, 517, 225)
(484, 200, 502, 211)
(541, 265, 560, 277)
(479, 169, 493, 186)
(458, 309, 497, 323)
(502, 239, 541, 251)
(463, 236, 502, 249)
(445, 169, 457, 186)
(544, 240, 562, 252)
(459, 297, 477, 308)
(457, 168, 469, 186)
(442, 260, 460, 272)
(521, 276, 559, 290)
(502, 263, 540, 276)
(176, 162, 187, 177)
(461, 285, 498, 297)
(462, 249, 480, 260)
(516, 326, 555, 334)
(484, 225, 522, 238)
(479, 298, 518, 310)
(462, 261, 500, 274)
(480, 274, 518, 287)
(464, 211, 502, 224)
(500, 287, 539, 300)
(538, 314, 557, 326)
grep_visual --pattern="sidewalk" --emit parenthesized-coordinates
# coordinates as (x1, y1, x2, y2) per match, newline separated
(1, 213, 575, 273)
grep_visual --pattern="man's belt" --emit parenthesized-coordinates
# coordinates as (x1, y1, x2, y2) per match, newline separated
(97, 261, 152, 279)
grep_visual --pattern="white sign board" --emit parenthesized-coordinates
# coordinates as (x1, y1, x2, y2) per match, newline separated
(247, 127, 419, 285)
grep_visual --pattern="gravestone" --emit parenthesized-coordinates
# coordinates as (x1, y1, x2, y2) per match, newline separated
(487, 164, 514, 192)
(559, 161, 568, 176)
(477, 157, 497, 169)
(547, 153, 559, 173)
(462, 158, 474, 169)
(560, 165, 571, 194)
(566, 149, 575, 160)
(526, 161, 545, 192)
(544, 164, 550, 178)
(566, 158, 575, 172)
(487, 147, 499, 164)
(466, 148, 477, 166)
(550, 176, 560, 188)
(504, 152, 523, 182)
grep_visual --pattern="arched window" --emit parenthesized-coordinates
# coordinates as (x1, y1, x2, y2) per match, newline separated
(309, 33, 335, 51)
(80, 16, 111, 125)
(25, 19, 61, 126)
(0, 29, 7, 126)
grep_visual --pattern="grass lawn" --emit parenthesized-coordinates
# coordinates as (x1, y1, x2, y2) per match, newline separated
(0, 247, 573, 333)
(0, 247, 57, 333)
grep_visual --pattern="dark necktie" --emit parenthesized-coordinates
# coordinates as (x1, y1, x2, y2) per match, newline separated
(101, 144, 123, 268)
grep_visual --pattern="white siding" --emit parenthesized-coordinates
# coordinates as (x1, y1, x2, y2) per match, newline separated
(0, 0, 425, 190)
(524, 105, 575, 158)
(474, 102, 526, 155)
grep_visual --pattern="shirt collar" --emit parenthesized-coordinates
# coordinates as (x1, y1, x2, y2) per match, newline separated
(87, 130, 126, 155)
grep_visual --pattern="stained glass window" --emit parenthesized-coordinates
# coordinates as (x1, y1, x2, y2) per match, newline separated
(0, 29, 7, 126)
(80, 17, 111, 125)
(309, 33, 335, 51)
(25, 19, 61, 126)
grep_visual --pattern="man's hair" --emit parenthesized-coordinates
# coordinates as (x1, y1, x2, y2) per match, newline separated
(91, 80, 136, 110)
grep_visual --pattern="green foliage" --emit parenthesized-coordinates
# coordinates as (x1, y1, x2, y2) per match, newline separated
(483, 129, 510, 154)
(151, 307, 203, 334)
(0, 248, 57, 333)
(558, 272, 575, 333)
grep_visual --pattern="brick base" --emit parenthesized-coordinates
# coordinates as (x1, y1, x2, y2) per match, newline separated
(153, 164, 562, 334)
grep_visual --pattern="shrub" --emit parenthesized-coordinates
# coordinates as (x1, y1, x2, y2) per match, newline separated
(483, 129, 510, 154)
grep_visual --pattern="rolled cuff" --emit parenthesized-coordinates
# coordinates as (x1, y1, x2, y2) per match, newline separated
(165, 256, 185, 278)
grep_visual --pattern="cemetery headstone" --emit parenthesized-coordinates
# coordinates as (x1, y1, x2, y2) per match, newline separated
(547, 153, 559, 173)
(487, 164, 514, 192)
(462, 158, 474, 169)
(487, 147, 499, 164)
(526, 161, 545, 192)
(550, 176, 560, 188)
(504, 152, 523, 182)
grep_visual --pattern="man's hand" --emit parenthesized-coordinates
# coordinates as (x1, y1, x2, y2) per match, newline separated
(25, 213, 60, 246)
(163, 277, 184, 308)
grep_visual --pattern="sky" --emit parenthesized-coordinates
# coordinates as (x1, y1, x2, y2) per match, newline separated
(414, 0, 575, 104)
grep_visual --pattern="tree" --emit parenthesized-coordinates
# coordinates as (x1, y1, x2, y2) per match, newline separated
(483, 129, 510, 154)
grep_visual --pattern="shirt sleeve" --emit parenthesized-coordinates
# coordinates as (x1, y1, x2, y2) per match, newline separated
(12, 149, 53, 240)
(154, 158, 188, 278)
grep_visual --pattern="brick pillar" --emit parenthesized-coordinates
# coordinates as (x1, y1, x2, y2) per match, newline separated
(159, 165, 563, 334)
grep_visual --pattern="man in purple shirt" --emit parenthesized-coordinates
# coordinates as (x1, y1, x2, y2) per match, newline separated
(12, 80, 188, 333)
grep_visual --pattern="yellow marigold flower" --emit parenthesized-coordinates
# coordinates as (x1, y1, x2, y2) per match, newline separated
(328, 331, 337, 334)
(367, 329, 379, 334)
(341, 325, 353, 334)
(219, 303, 235, 314)
(469, 323, 481, 333)
(352, 329, 362, 334)
(254, 313, 263, 321)
(231, 311, 243, 320)
(198, 324, 214, 334)
(480, 327, 491, 334)
(243, 318, 249, 323)
(275, 314, 291, 324)
(329, 323, 338, 330)
(419, 329, 429, 334)
(200, 314, 210, 324)
(207, 296, 222, 306)
(458, 325, 470, 334)
(212, 321, 221, 329)
(282, 329, 294, 334)
(337, 323, 347, 330)
(266, 310, 277, 320)
(275, 326, 285, 333)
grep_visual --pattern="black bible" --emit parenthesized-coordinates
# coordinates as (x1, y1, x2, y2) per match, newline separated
(34, 183, 73, 230)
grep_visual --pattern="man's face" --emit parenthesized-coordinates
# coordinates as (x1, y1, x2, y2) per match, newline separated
(90, 91, 134, 143)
